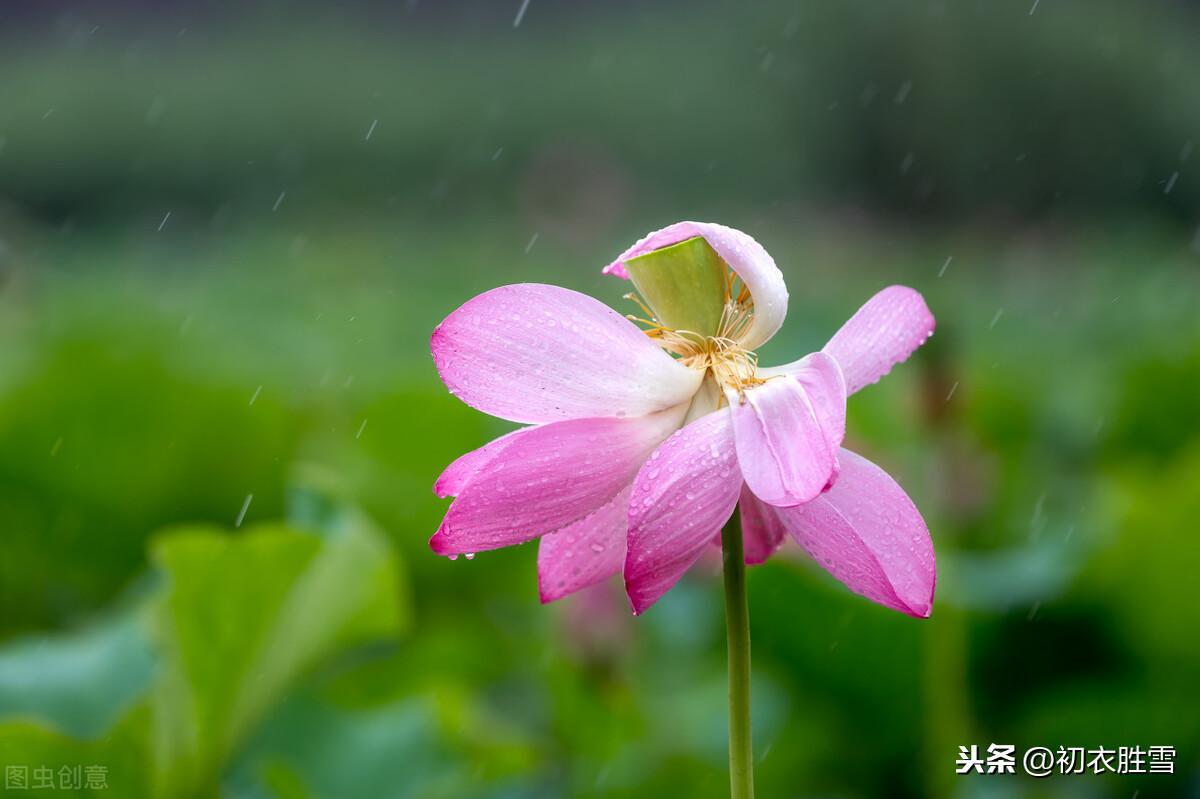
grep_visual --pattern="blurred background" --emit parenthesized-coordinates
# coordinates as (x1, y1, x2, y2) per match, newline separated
(1, 1, 1198, 797)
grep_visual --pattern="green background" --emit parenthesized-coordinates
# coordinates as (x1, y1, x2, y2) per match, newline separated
(0, 1, 1198, 797)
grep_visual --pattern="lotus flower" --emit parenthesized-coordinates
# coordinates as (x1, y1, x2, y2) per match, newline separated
(430, 221, 936, 617)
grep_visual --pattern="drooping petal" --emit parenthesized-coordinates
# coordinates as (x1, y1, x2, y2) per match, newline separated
(430, 405, 685, 557)
(624, 411, 742, 614)
(788, 351, 847, 461)
(537, 486, 631, 603)
(433, 428, 525, 498)
(432, 283, 702, 424)
(739, 485, 788, 565)
(729, 354, 846, 508)
(821, 285, 935, 395)
(774, 448, 935, 618)
(603, 222, 788, 350)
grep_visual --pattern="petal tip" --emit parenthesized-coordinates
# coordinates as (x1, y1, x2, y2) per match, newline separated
(429, 524, 456, 556)
(623, 576, 665, 616)
(903, 600, 934, 619)
(821, 285, 937, 394)
(428, 323, 447, 355)
(821, 460, 841, 495)
(621, 569, 653, 616)
(757, 485, 825, 509)
(889, 284, 937, 337)
(891, 561, 936, 619)
(602, 261, 630, 279)
(911, 573, 937, 619)
(428, 326, 453, 383)
(537, 562, 582, 605)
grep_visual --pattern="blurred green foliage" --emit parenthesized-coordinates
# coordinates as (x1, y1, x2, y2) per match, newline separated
(0, 483, 405, 798)
(1, 1, 1198, 225)
(1, 1, 1199, 797)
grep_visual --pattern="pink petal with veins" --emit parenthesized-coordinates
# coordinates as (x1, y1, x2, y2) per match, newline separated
(729, 353, 846, 508)
(739, 485, 788, 565)
(821, 286, 934, 395)
(624, 411, 743, 614)
(432, 283, 701, 424)
(537, 486, 631, 603)
(774, 448, 935, 618)
(434, 428, 526, 498)
(431, 405, 685, 557)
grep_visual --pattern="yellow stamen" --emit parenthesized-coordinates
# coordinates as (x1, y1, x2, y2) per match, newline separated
(623, 292, 659, 323)
(625, 265, 765, 401)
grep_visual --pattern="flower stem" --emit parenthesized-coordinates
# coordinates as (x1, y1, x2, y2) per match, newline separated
(721, 507, 754, 799)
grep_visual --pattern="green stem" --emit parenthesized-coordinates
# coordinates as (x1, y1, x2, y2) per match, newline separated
(721, 507, 755, 799)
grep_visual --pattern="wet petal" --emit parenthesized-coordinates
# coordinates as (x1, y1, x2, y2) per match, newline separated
(774, 448, 935, 618)
(821, 285, 934, 394)
(624, 411, 743, 614)
(432, 283, 702, 424)
(430, 405, 685, 557)
(537, 486, 631, 603)
(788, 352, 847, 461)
(603, 222, 788, 350)
(739, 485, 788, 565)
(433, 428, 525, 498)
(730, 354, 846, 507)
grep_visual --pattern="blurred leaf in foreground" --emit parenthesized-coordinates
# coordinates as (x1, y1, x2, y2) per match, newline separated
(0, 484, 405, 799)
(0, 603, 156, 738)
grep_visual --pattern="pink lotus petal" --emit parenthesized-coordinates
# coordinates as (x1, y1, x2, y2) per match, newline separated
(774, 448, 935, 618)
(434, 428, 525, 498)
(603, 222, 788, 350)
(788, 351, 847, 469)
(430, 406, 684, 557)
(729, 355, 846, 508)
(432, 283, 702, 424)
(821, 285, 935, 395)
(537, 485, 631, 603)
(739, 484, 788, 565)
(624, 411, 743, 614)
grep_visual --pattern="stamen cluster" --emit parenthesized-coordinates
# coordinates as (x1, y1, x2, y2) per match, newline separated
(625, 269, 765, 401)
